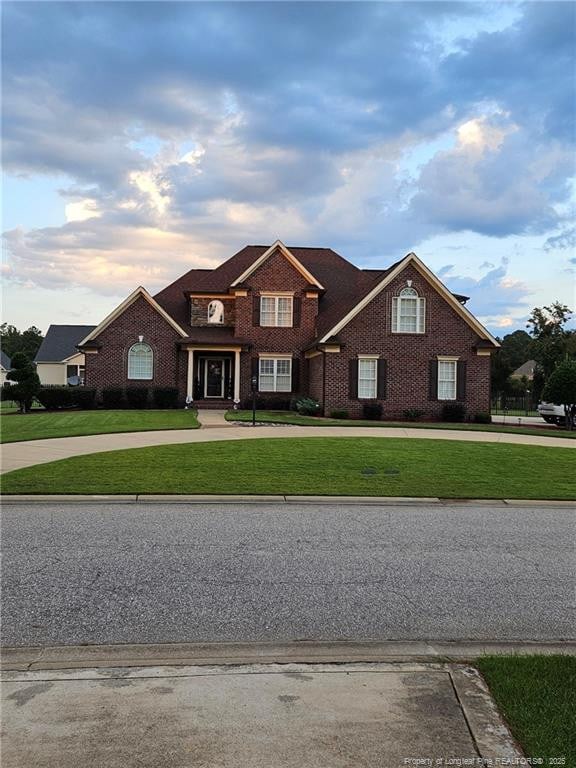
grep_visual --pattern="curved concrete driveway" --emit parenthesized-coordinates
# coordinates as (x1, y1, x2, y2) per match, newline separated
(1, 410, 573, 475)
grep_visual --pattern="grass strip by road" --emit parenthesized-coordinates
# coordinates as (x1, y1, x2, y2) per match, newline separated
(0, 409, 199, 444)
(477, 655, 575, 764)
(2, 437, 575, 498)
(226, 410, 576, 439)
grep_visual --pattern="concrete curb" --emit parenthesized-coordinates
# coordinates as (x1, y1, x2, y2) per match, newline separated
(1, 493, 575, 506)
(3, 639, 575, 671)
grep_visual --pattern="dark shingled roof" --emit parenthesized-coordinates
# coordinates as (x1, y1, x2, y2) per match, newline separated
(34, 325, 96, 362)
(177, 327, 251, 347)
(152, 244, 478, 345)
(0, 350, 11, 370)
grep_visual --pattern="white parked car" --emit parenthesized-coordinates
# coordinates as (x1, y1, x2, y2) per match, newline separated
(537, 401, 576, 427)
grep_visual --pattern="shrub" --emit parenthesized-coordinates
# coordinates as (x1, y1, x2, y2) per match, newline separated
(5, 352, 41, 413)
(473, 412, 491, 424)
(152, 387, 179, 409)
(36, 386, 73, 410)
(403, 408, 425, 421)
(362, 402, 383, 420)
(126, 386, 149, 409)
(72, 388, 97, 410)
(330, 409, 349, 419)
(102, 387, 125, 409)
(252, 396, 292, 410)
(296, 397, 321, 416)
(441, 402, 466, 422)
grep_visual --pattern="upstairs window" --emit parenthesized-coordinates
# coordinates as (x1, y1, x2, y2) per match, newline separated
(392, 285, 425, 334)
(260, 295, 293, 327)
(207, 300, 224, 324)
(128, 342, 153, 380)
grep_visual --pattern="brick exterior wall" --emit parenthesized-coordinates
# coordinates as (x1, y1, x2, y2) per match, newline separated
(86, 251, 492, 418)
(234, 249, 319, 405)
(84, 295, 187, 401)
(323, 263, 491, 418)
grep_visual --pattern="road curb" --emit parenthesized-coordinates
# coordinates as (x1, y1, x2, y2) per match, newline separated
(3, 639, 575, 671)
(2, 494, 576, 506)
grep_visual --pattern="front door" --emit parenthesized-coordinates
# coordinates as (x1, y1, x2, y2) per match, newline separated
(205, 358, 225, 398)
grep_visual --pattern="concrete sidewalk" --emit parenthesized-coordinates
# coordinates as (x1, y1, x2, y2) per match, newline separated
(2, 661, 522, 766)
(2, 418, 573, 474)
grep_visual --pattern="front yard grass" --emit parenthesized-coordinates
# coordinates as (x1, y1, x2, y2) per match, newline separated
(477, 655, 575, 763)
(226, 409, 576, 439)
(2, 437, 574, 498)
(0, 409, 199, 443)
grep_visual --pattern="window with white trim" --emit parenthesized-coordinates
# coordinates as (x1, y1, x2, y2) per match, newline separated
(392, 286, 425, 333)
(260, 295, 293, 327)
(438, 360, 457, 400)
(127, 342, 153, 380)
(358, 358, 377, 399)
(259, 357, 292, 392)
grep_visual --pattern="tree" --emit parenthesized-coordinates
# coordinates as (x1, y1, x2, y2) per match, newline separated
(542, 359, 576, 430)
(6, 352, 41, 413)
(527, 302, 574, 378)
(0, 323, 44, 361)
(499, 330, 532, 371)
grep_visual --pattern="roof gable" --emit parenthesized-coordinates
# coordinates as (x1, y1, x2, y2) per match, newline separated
(35, 325, 96, 362)
(230, 241, 324, 289)
(318, 252, 500, 346)
(79, 287, 187, 346)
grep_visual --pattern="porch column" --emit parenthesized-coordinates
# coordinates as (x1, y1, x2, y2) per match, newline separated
(186, 349, 194, 399)
(234, 349, 241, 402)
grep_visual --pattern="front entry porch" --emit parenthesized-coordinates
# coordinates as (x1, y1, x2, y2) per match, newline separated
(185, 347, 242, 406)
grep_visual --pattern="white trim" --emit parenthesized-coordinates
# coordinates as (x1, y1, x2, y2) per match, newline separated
(187, 350, 194, 399)
(357, 353, 380, 359)
(78, 286, 187, 345)
(437, 355, 460, 361)
(437, 358, 458, 401)
(259, 290, 295, 296)
(230, 240, 324, 289)
(258, 352, 293, 358)
(260, 294, 293, 327)
(234, 350, 241, 402)
(258, 356, 292, 393)
(319, 253, 500, 346)
(357, 357, 378, 399)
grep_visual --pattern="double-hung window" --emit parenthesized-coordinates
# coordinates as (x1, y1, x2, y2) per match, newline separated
(260, 295, 293, 327)
(259, 357, 292, 392)
(438, 359, 457, 400)
(127, 342, 153, 380)
(358, 358, 378, 399)
(392, 286, 425, 333)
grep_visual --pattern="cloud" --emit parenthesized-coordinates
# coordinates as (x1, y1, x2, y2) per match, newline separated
(2, 1, 574, 312)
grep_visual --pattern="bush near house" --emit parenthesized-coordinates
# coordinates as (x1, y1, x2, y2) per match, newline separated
(126, 386, 149, 409)
(330, 409, 349, 419)
(362, 402, 383, 420)
(36, 387, 74, 410)
(5, 352, 41, 413)
(74, 388, 97, 409)
(152, 387, 179, 409)
(102, 387, 125, 409)
(441, 402, 466, 422)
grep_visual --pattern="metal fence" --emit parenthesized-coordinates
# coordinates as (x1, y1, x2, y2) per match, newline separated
(491, 393, 538, 416)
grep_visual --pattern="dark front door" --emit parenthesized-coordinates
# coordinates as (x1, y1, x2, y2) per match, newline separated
(205, 358, 224, 398)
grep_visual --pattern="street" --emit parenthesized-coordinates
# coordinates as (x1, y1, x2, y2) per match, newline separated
(1, 502, 574, 647)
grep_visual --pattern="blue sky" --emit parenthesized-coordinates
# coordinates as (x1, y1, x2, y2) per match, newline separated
(2, 1, 575, 335)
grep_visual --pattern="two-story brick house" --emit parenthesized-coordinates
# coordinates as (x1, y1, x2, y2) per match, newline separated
(78, 241, 499, 417)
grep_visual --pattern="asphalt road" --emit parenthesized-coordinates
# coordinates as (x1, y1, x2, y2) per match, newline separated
(1, 502, 574, 647)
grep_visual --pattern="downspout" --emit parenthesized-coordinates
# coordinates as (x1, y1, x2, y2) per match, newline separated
(321, 350, 326, 417)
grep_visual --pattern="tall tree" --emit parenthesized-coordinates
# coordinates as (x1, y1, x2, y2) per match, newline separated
(5, 352, 41, 413)
(527, 302, 574, 378)
(499, 330, 532, 370)
(0, 324, 44, 361)
(542, 359, 576, 430)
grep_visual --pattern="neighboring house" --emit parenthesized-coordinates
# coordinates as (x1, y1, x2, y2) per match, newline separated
(35, 325, 96, 386)
(0, 350, 12, 386)
(78, 241, 499, 417)
(510, 360, 536, 381)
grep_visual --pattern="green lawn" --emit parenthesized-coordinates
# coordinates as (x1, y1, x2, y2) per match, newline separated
(2, 437, 574, 498)
(0, 409, 199, 443)
(478, 655, 575, 764)
(226, 409, 576, 439)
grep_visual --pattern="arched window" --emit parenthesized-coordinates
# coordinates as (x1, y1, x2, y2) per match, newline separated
(207, 300, 224, 324)
(392, 285, 426, 333)
(127, 342, 153, 380)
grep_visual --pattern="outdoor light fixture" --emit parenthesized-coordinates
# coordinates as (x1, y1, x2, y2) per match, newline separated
(138, 335, 144, 343)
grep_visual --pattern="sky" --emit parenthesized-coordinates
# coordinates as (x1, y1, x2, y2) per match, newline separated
(2, 1, 575, 336)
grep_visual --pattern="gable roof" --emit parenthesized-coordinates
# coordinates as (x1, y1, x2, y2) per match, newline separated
(34, 325, 96, 363)
(0, 349, 12, 370)
(511, 359, 536, 378)
(79, 287, 188, 346)
(230, 240, 324, 289)
(318, 252, 500, 346)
